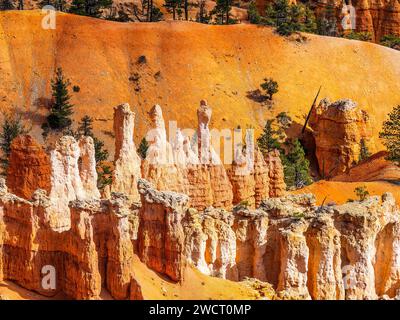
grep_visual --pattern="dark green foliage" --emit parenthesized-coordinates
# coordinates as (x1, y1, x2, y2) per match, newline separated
(78, 115, 94, 137)
(69, 0, 113, 18)
(257, 119, 282, 156)
(247, 1, 261, 24)
(137, 137, 149, 159)
(196, 0, 211, 24)
(0, 0, 14, 10)
(0, 114, 29, 175)
(344, 32, 372, 41)
(212, 0, 234, 25)
(150, 5, 164, 21)
(164, 0, 181, 20)
(380, 34, 400, 51)
(42, 68, 74, 137)
(358, 138, 371, 162)
(316, 1, 337, 36)
(133, 0, 164, 22)
(97, 165, 113, 190)
(282, 139, 312, 188)
(260, 78, 279, 100)
(354, 186, 369, 201)
(261, 0, 317, 35)
(379, 105, 400, 165)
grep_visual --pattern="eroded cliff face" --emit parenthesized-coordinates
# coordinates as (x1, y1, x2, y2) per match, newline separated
(182, 190, 400, 300)
(1, 99, 399, 300)
(309, 98, 373, 178)
(256, 0, 400, 41)
(6, 135, 51, 199)
(140, 100, 285, 210)
(1, 169, 400, 299)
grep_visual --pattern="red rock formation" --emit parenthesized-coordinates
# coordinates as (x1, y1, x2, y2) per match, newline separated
(137, 179, 188, 282)
(265, 149, 286, 197)
(6, 135, 51, 199)
(0, 180, 140, 300)
(309, 98, 373, 178)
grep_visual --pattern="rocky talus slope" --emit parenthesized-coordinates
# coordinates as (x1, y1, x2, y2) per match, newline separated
(0, 101, 399, 300)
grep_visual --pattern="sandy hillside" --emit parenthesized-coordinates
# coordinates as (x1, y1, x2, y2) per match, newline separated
(1, 11, 400, 157)
(0, 256, 264, 300)
(294, 180, 400, 205)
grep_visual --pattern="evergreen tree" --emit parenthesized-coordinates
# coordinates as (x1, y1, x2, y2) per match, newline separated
(303, 4, 317, 33)
(0, 0, 14, 10)
(257, 119, 282, 156)
(0, 114, 29, 175)
(137, 137, 149, 159)
(344, 32, 372, 41)
(380, 34, 400, 51)
(354, 186, 369, 201)
(282, 139, 312, 189)
(358, 138, 371, 162)
(247, 1, 261, 24)
(212, 0, 233, 25)
(42, 68, 74, 137)
(317, 0, 337, 36)
(261, 78, 279, 100)
(164, 0, 181, 20)
(69, 0, 113, 18)
(78, 115, 93, 137)
(196, 0, 211, 24)
(379, 105, 400, 165)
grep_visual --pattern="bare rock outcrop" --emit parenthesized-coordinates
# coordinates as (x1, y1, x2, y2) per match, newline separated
(6, 135, 51, 199)
(0, 178, 140, 300)
(142, 105, 189, 194)
(309, 98, 373, 178)
(137, 179, 188, 282)
(78, 136, 101, 199)
(111, 103, 141, 201)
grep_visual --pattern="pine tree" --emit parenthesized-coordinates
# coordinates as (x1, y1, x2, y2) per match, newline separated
(0, 114, 29, 175)
(69, 0, 113, 18)
(164, 0, 181, 20)
(261, 78, 279, 100)
(137, 137, 149, 159)
(0, 0, 14, 10)
(78, 115, 94, 137)
(42, 67, 74, 136)
(379, 105, 400, 165)
(248, 1, 261, 24)
(358, 138, 371, 162)
(196, 0, 211, 24)
(354, 186, 369, 201)
(212, 0, 233, 25)
(282, 139, 312, 189)
(257, 119, 282, 156)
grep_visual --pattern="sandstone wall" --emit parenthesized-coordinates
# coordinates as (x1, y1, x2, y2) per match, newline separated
(309, 98, 373, 178)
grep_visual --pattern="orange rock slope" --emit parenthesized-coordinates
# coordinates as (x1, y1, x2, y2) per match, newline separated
(1, 11, 400, 158)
